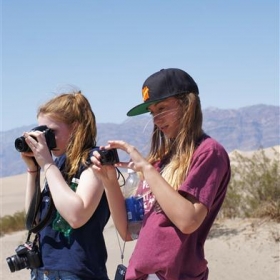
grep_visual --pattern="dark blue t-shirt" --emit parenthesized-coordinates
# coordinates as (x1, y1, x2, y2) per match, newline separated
(38, 153, 110, 280)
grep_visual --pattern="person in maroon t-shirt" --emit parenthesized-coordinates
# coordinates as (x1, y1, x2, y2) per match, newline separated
(91, 68, 231, 280)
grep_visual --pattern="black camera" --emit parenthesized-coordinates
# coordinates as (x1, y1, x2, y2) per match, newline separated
(15, 125, 56, 152)
(99, 149, 119, 165)
(6, 242, 42, 273)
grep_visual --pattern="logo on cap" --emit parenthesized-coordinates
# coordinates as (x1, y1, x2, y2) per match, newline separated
(142, 86, 150, 102)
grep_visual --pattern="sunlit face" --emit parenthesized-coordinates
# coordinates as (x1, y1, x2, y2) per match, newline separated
(37, 114, 74, 157)
(148, 97, 182, 139)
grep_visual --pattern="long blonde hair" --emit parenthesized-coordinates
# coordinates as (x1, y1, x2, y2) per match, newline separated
(37, 91, 97, 181)
(147, 92, 203, 190)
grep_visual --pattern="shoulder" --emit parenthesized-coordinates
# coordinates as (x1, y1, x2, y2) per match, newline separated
(193, 134, 230, 165)
(197, 134, 227, 154)
(76, 147, 101, 178)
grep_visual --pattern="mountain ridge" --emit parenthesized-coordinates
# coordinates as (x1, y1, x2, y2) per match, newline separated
(1, 104, 279, 177)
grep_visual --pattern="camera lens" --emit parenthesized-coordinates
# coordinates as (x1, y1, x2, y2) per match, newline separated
(6, 255, 28, 272)
(14, 137, 31, 152)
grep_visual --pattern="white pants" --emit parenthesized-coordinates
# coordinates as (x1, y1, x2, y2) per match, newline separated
(147, 274, 160, 280)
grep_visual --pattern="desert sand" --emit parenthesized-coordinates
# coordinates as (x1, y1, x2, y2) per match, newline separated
(1, 168, 279, 280)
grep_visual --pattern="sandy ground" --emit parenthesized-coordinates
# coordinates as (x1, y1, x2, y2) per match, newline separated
(1, 168, 279, 279)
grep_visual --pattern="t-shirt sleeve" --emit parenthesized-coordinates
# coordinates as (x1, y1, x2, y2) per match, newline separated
(179, 140, 230, 211)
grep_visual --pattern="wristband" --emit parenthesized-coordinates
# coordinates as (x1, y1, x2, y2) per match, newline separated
(27, 169, 38, 173)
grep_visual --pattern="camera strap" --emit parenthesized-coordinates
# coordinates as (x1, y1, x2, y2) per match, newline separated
(114, 227, 127, 280)
(25, 169, 54, 234)
(115, 168, 128, 265)
(115, 228, 126, 265)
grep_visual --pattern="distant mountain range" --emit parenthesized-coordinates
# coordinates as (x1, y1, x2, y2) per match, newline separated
(1, 104, 279, 178)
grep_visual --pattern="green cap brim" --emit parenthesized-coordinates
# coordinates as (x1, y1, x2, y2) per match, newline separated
(127, 99, 164, 116)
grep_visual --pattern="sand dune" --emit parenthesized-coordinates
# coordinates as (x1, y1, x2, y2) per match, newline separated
(1, 146, 279, 280)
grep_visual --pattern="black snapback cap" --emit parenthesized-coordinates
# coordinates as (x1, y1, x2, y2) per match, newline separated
(127, 68, 199, 116)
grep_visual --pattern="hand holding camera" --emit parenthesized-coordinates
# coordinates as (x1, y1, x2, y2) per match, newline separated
(15, 125, 56, 153)
(15, 125, 57, 170)
(98, 148, 120, 165)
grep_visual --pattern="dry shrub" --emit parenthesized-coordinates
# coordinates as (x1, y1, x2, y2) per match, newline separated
(0, 211, 26, 236)
(220, 147, 280, 221)
(252, 201, 280, 222)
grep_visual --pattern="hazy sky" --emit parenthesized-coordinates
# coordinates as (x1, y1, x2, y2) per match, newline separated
(1, 0, 279, 131)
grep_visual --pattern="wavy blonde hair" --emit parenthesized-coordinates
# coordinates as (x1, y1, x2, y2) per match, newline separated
(37, 91, 97, 181)
(147, 92, 203, 190)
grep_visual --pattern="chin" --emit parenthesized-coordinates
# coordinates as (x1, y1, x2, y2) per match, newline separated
(51, 150, 62, 157)
(165, 132, 176, 139)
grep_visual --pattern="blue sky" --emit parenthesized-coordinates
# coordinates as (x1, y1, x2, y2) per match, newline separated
(1, 0, 279, 131)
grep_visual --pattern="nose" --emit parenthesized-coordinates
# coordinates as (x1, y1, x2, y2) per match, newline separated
(153, 113, 163, 126)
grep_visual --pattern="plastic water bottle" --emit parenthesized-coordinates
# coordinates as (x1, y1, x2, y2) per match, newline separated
(123, 169, 144, 240)
(52, 178, 79, 241)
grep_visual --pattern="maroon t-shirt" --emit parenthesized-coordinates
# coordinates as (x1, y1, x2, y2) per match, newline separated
(125, 135, 231, 280)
